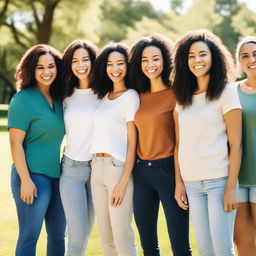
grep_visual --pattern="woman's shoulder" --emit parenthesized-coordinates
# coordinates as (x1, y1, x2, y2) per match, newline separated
(10, 88, 36, 104)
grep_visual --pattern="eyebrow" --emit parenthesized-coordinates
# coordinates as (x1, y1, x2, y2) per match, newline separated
(189, 50, 208, 54)
(240, 50, 256, 55)
(36, 62, 55, 66)
(107, 60, 125, 63)
(72, 56, 90, 59)
(142, 54, 160, 58)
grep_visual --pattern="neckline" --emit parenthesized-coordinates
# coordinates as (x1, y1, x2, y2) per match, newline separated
(238, 83, 256, 96)
(106, 89, 130, 102)
(148, 88, 170, 94)
(34, 87, 56, 112)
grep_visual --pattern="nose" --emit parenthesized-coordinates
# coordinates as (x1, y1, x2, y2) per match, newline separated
(194, 56, 201, 62)
(249, 55, 256, 63)
(113, 64, 119, 70)
(79, 60, 85, 67)
(43, 68, 51, 74)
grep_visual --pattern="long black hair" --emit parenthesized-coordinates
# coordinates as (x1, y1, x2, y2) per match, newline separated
(129, 34, 174, 93)
(91, 42, 131, 99)
(172, 29, 235, 107)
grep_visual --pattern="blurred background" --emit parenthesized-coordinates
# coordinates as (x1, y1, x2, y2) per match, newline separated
(0, 0, 255, 103)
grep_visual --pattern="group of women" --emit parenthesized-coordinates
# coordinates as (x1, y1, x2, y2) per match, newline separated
(7, 29, 256, 256)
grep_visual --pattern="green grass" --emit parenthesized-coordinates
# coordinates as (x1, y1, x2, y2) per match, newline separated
(0, 112, 198, 255)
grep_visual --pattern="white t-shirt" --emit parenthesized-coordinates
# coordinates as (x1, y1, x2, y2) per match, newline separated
(91, 89, 140, 162)
(63, 88, 99, 161)
(175, 85, 241, 181)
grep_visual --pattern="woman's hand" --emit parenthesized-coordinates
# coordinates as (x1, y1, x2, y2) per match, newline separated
(175, 182, 189, 210)
(20, 178, 37, 205)
(110, 181, 127, 207)
(223, 186, 238, 212)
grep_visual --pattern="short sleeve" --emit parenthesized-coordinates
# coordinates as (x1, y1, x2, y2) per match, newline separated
(8, 93, 31, 131)
(125, 90, 140, 122)
(175, 102, 182, 113)
(220, 85, 242, 115)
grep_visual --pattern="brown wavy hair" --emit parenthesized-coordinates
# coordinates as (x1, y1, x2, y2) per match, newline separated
(15, 44, 63, 100)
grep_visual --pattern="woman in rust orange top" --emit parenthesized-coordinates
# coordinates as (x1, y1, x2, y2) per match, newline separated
(129, 34, 191, 256)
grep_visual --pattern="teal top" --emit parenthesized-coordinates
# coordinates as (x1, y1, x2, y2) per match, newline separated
(8, 87, 65, 178)
(237, 85, 256, 185)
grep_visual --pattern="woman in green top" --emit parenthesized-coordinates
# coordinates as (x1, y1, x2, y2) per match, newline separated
(8, 45, 66, 256)
(234, 36, 256, 256)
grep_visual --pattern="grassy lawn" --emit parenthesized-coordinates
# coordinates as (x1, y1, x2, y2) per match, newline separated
(0, 106, 198, 255)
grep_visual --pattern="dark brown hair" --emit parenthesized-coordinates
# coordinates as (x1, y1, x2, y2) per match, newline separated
(62, 39, 98, 98)
(15, 44, 63, 100)
(172, 29, 235, 107)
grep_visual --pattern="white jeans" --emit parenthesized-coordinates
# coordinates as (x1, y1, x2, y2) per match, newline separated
(91, 156, 137, 256)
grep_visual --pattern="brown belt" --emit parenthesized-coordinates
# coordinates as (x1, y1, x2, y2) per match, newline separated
(95, 153, 112, 157)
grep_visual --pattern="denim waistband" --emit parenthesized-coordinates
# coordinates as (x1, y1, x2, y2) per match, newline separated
(135, 155, 174, 168)
(62, 155, 91, 166)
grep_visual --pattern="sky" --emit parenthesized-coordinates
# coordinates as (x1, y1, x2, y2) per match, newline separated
(147, 0, 256, 13)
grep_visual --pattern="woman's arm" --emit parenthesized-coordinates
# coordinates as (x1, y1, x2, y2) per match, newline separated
(223, 108, 242, 212)
(173, 110, 189, 210)
(110, 122, 137, 207)
(9, 128, 37, 204)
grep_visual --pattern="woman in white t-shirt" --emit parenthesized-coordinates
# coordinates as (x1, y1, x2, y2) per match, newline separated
(90, 43, 139, 256)
(172, 30, 242, 255)
(60, 40, 98, 256)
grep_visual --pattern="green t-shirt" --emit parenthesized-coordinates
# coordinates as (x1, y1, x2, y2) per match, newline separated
(8, 87, 65, 178)
(238, 85, 256, 185)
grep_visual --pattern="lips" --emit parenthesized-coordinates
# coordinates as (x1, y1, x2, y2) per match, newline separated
(77, 69, 87, 74)
(193, 65, 205, 69)
(111, 73, 121, 77)
(248, 65, 256, 69)
(41, 76, 52, 80)
(146, 69, 157, 73)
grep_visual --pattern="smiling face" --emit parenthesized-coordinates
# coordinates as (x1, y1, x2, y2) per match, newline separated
(35, 53, 57, 89)
(239, 42, 256, 78)
(188, 41, 212, 79)
(71, 47, 92, 80)
(141, 46, 163, 80)
(106, 51, 127, 83)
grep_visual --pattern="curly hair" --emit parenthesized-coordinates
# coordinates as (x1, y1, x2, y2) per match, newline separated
(128, 34, 174, 93)
(62, 39, 98, 98)
(235, 36, 256, 78)
(15, 44, 63, 100)
(91, 42, 130, 99)
(172, 29, 235, 107)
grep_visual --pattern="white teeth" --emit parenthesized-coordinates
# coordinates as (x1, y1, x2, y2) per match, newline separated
(112, 73, 121, 77)
(147, 69, 156, 73)
(194, 65, 204, 69)
(77, 70, 87, 74)
(249, 65, 256, 69)
(42, 76, 51, 80)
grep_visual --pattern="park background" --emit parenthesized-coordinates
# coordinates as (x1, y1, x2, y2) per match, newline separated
(0, 0, 255, 255)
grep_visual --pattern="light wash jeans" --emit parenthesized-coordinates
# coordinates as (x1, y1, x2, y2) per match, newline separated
(60, 155, 94, 256)
(184, 177, 236, 256)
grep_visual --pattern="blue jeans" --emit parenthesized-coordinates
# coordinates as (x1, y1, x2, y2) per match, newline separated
(60, 155, 94, 256)
(11, 166, 66, 256)
(184, 177, 236, 256)
(133, 156, 191, 256)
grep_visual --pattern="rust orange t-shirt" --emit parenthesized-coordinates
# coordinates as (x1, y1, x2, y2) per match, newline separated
(134, 88, 176, 160)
